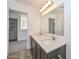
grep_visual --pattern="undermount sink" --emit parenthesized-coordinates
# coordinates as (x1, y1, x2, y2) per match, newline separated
(41, 38, 56, 46)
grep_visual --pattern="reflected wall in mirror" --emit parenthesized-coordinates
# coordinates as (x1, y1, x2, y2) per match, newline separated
(40, 3, 64, 36)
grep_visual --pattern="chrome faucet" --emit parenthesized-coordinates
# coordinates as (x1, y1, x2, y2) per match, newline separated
(52, 35, 56, 40)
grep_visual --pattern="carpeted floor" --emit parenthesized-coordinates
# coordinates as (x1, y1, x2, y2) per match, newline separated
(7, 49, 32, 59)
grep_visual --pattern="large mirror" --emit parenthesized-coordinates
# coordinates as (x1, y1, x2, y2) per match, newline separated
(40, 3, 64, 36)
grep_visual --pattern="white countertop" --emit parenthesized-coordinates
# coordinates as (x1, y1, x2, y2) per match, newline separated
(31, 32, 66, 53)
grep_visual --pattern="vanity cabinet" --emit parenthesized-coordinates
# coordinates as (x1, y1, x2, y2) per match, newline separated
(31, 36, 37, 59)
(37, 44, 41, 59)
(30, 36, 66, 59)
(48, 45, 66, 59)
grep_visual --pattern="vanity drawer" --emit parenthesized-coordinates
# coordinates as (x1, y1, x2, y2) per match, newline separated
(48, 45, 66, 59)
(48, 48, 59, 58)
(58, 45, 66, 59)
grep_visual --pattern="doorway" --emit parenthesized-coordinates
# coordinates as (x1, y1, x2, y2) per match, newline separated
(9, 18, 17, 41)
(49, 18, 55, 34)
(8, 9, 27, 54)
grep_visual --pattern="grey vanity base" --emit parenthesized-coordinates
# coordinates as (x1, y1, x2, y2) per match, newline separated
(30, 36, 66, 59)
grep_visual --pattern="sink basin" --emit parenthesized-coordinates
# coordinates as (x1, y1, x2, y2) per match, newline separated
(42, 38, 56, 46)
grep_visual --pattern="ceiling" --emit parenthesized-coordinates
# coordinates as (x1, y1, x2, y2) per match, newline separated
(14, 0, 48, 9)
(51, 3, 64, 14)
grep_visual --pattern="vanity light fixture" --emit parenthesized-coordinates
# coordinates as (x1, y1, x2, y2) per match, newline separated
(40, 0, 52, 13)
(41, 0, 64, 16)
(53, 0, 57, 2)
(40, 0, 59, 16)
(42, 4, 57, 16)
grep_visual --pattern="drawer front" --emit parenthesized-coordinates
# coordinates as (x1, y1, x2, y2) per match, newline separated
(58, 45, 66, 59)
(48, 45, 66, 59)
(48, 49, 59, 59)
(48, 54, 59, 59)
(48, 48, 59, 57)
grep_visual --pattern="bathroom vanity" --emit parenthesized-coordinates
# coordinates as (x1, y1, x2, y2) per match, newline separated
(30, 33, 66, 59)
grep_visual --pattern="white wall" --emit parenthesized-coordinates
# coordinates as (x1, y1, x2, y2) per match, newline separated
(64, 0, 71, 59)
(8, 0, 40, 49)
(40, 9, 64, 36)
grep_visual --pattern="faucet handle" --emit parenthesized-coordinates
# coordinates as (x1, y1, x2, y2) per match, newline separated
(52, 35, 56, 40)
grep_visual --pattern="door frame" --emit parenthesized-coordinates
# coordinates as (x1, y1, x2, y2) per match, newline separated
(8, 9, 28, 54)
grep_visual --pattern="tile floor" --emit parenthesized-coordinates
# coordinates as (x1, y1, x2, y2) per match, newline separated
(9, 40, 27, 53)
(8, 49, 32, 59)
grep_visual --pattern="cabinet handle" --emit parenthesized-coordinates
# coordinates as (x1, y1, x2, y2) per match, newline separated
(58, 54, 63, 59)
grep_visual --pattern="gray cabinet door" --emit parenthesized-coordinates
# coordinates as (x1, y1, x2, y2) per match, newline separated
(37, 44, 41, 59)
(41, 48, 47, 59)
(9, 18, 17, 41)
(31, 37, 37, 59)
(58, 45, 66, 59)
